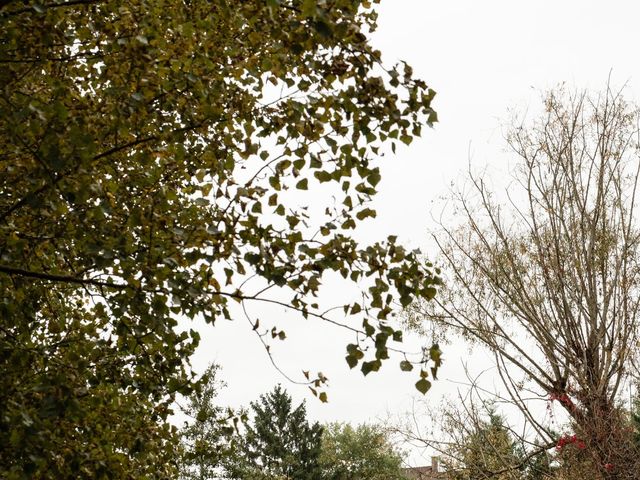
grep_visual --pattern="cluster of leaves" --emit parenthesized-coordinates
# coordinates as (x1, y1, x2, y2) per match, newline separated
(0, 293, 181, 478)
(1, 0, 439, 476)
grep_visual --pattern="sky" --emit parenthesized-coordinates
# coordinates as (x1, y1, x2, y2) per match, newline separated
(189, 0, 640, 466)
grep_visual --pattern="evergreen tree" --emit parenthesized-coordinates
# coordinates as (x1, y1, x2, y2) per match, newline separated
(229, 385, 323, 480)
(443, 409, 525, 480)
(524, 448, 552, 480)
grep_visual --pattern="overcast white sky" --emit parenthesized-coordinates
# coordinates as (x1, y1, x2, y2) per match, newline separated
(190, 0, 640, 466)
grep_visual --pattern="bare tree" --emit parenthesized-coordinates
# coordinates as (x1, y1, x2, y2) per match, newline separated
(413, 88, 640, 479)
(392, 367, 592, 480)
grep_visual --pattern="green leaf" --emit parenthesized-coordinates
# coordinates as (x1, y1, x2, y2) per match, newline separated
(400, 134, 412, 145)
(346, 355, 358, 369)
(301, 0, 316, 17)
(367, 171, 382, 187)
(400, 360, 413, 372)
(429, 344, 442, 366)
(356, 208, 376, 220)
(269, 176, 281, 190)
(314, 171, 332, 183)
(361, 360, 381, 376)
(415, 378, 432, 394)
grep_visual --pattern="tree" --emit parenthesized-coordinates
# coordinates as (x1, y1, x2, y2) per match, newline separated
(0, 0, 440, 476)
(392, 387, 595, 480)
(319, 422, 407, 480)
(227, 385, 323, 480)
(179, 364, 238, 480)
(442, 407, 525, 480)
(633, 396, 640, 446)
(438, 402, 590, 480)
(414, 88, 640, 479)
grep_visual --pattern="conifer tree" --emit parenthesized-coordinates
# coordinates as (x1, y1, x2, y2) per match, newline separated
(228, 385, 323, 480)
(443, 409, 525, 480)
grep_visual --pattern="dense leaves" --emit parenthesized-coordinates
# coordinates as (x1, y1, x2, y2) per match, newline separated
(1, 0, 439, 476)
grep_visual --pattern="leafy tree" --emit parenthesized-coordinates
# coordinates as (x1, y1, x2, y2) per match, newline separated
(0, 0, 440, 477)
(228, 385, 323, 480)
(0, 288, 182, 478)
(320, 422, 407, 480)
(179, 364, 239, 480)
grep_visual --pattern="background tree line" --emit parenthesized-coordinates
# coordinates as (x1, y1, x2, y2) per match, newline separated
(179, 367, 408, 480)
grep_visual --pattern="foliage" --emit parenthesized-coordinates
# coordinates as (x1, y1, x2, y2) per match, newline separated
(523, 449, 552, 480)
(179, 364, 239, 480)
(227, 385, 323, 480)
(179, 380, 407, 480)
(0, 0, 440, 476)
(320, 422, 407, 480)
(0, 285, 181, 478)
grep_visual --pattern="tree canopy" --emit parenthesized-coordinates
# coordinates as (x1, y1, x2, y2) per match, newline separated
(320, 422, 407, 480)
(179, 374, 409, 480)
(0, 0, 439, 476)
